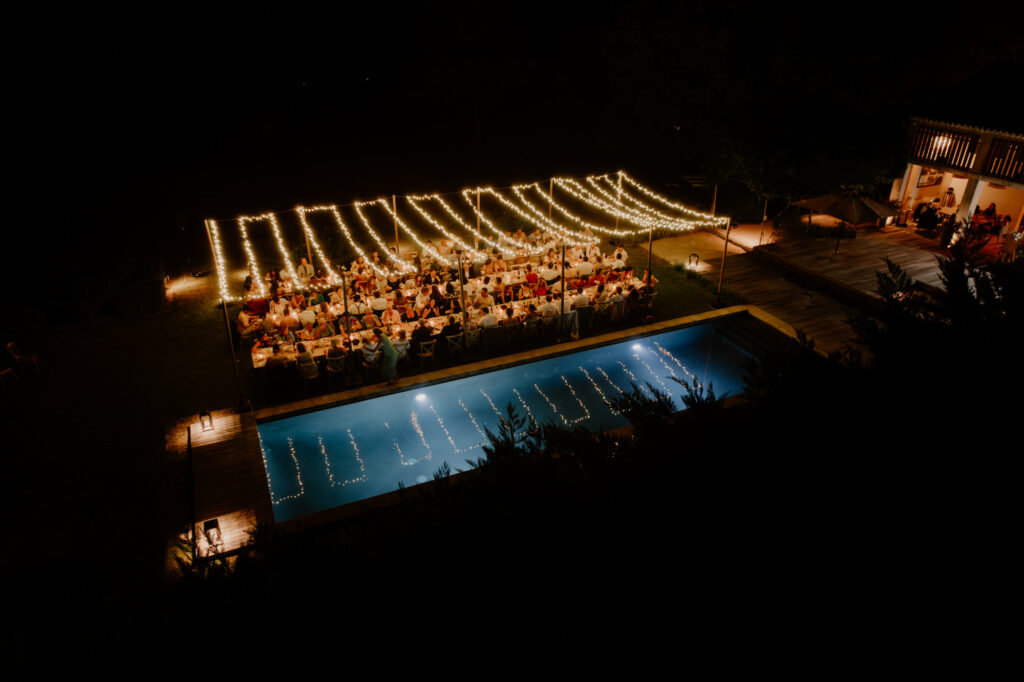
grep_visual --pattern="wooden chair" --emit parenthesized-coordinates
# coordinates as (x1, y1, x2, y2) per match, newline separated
(464, 328, 482, 357)
(417, 339, 438, 369)
(298, 359, 320, 382)
(325, 354, 347, 386)
(445, 332, 465, 360)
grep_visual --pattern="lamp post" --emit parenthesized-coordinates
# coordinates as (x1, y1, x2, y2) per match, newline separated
(559, 240, 566, 338)
(339, 266, 351, 338)
(455, 249, 468, 328)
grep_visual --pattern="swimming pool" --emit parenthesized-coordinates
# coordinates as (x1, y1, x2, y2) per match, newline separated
(257, 319, 754, 522)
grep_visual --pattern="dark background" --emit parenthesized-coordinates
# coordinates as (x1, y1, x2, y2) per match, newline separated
(3, 1, 1022, 307)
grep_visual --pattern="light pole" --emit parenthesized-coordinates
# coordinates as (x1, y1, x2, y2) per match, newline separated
(339, 266, 351, 338)
(455, 249, 468, 328)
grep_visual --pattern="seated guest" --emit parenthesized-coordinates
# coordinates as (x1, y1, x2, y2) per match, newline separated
(310, 269, 327, 286)
(282, 305, 301, 330)
(576, 256, 594, 277)
(315, 316, 335, 338)
(540, 261, 559, 284)
(593, 283, 609, 305)
(572, 287, 591, 309)
(347, 294, 368, 316)
(415, 286, 432, 310)
(430, 284, 446, 307)
(613, 245, 628, 264)
(265, 343, 289, 370)
(588, 242, 602, 259)
(297, 322, 316, 341)
(291, 291, 306, 310)
(319, 302, 337, 324)
(361, 336, 381, 365)
(298, 305, 317, 329)
(492, 257, 508, 273)
(524, 263, 539, 287)
(362, 310, 382, 329)
(237, 309, 257, 337)
(326, 337, 347, 364)
(329, 287, 346, 305)
(479, 306, 499, 327)
(538, 295, 559, 316)
(370, 290, 388, 313)
(474, 287, 495, 309)
(381, 303, 402, 326)
(563, 260, 578, 281)
(411, 320, 434, 355)
(296, 341, 314, 365)
(276, 323, 296, 345)
(535, 279, 548, 297)
(516, 282, 532, 301)
(611, 254, 627, 271)
(443, 296, 462, 316)
(491, 277, 507, 303)
(501, 306, 519, 326)
(392, 329, 411, 361)
(270, 296, 288, 317)
(307, 290, 325, 307)
(441, 315, 462, 338)
(400, 300, 418, 322)
(420, 298, 441, 320)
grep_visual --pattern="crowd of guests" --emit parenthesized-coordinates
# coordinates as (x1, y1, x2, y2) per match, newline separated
(238, 235, 658, 385)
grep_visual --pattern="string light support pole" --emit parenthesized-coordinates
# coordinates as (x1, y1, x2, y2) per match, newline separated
(717, 217, 732, 302)
(392, 195, 401, 259)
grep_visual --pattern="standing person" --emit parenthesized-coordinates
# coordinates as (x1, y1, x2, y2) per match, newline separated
(296, 257, 315, 285)
(379, 330, 399, 385)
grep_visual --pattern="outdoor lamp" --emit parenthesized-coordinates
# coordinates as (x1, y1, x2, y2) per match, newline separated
(199, 409, 215, 432)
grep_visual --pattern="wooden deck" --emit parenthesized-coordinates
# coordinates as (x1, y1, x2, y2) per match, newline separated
(190, 410, 274, 556)
(758, 226, 948, 296)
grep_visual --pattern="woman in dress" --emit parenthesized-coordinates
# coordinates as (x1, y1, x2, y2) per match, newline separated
(379, 330, 398, 385)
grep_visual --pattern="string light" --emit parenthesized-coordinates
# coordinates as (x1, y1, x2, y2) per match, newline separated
(238, 213, 298, 283)
(294, 207, 341, 281)
(206, 219, 238, 301)
(653, 341, 701, 387)
(579, 365, 619, 415)
(236, 216, 268, 299)
(459, 399, 489, 442)
(258, 436, 304, 505)
(616, 360, 653, 397)
(585, 176, 688, 228)
(376, 198, 457, 268)
(633, 351, 672, 395)
(460, 189, 544, 255)
(410, 410, 434, 460)
(514, 183, 628, 238)
(406, 194, 488, 260)
(478, 187, 595, 247)
(512, 388, 538, 429)
(556, 177, 681, 231)
(320, 433, 367, 487)
(428, 400, 483, 455)
(618, 170, 726, 222)
(385, 421, 428, 466)
(352, 201, 417, 274)
(596, 366, 626, 396)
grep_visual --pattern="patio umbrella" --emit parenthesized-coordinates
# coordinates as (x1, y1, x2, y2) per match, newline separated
(794, 194, 896, 255)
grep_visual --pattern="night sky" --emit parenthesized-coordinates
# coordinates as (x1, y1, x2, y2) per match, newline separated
(2, 2, 1022, 301)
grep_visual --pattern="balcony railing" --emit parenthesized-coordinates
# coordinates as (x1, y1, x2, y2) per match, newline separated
(909, 125, 978, 172)
(983, 138, 1024, 183)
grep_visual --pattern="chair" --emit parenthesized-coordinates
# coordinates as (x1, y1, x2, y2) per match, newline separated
(417, 339, 438, 369)
(540, 314, 558, 341)
(445, 332, 465, 359)
(609, 299, 628, 325)
(298, 359, 320, 381)
(482, 326, 506, 355)
(523, 316, 542, 346)
(464, 328, 482, 357)
(325, 354, 347, 386)
(505, 320, 524, 350)
(575, 304, 593, 334)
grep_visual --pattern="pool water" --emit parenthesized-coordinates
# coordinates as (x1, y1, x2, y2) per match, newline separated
(257, 321, 751, 522)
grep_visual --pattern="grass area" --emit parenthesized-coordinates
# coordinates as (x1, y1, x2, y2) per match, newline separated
(618, 235, 743, 316)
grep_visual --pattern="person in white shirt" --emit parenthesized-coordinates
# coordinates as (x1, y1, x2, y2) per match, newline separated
(347, 294, 368, 316)
(478, 306, 499, 327)
(576, 256, 594, 277)
(414, 287, 432, 310)
(571, 288, 591, 309)
(612, 255, 626, 271)
(540, 262, 559, 284)
(613, 246, 628, 264)
(298, 306, 317, 329)
(296, 257, 315, 285)
(370, 290, 388, 313)
(538, 295, 560, 316)
(329, 288, 346, 305)
(474, 288, 495, 309)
